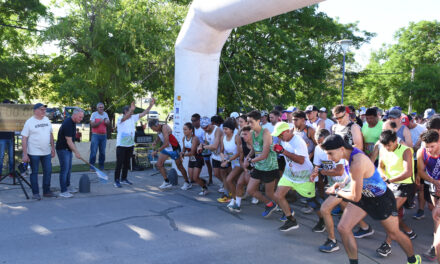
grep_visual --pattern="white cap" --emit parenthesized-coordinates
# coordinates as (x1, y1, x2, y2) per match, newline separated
(230, 112, 239, 119)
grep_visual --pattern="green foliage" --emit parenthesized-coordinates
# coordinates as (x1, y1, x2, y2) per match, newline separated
(219, 5, 374, 113)
(347, 20, 440, 113)
(0, 0, 47, 101)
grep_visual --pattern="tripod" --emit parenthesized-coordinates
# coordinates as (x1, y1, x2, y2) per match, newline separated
(0, 132, 31, 199)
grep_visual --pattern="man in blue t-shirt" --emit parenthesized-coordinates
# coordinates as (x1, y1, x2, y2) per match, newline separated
(56, 108, 84, 198)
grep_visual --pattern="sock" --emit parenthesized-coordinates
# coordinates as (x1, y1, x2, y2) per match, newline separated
(407, 255, 416, 263)
(266, 201, 274, 207)
(236, 197, 242, 206)
(165, 179, 169, 183)
(406, 230, 413, 234)
(185, 180, 190, 184)
(287, 215, 295, 222)
(361, 225, 369, 231)
(349, 259, 358, 264)
(329, 238, 336, 243)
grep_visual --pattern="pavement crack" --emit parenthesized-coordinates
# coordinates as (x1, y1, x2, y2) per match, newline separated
(149, 205, 183, 231)
(94, 214, 160, 227)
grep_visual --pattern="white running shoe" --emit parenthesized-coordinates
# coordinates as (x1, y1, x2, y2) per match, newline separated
(198, 189, 209, 196)
(67, 186, 78, 193)
(218, 187, 225, 193)
(181, 182, 192, 190)
(59, 191, 73, 198)
(251, 197, 259, 204)
(301, 205, 314, 214)
(227, 199, 235, 207)
(159, 181, 172, 189)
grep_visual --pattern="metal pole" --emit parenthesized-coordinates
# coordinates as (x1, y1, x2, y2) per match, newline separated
(408, 67, 415, 113)
(341, 51, 346, 104)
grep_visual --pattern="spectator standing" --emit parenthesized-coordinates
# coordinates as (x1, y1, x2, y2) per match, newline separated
(89, 102, 110, 170)
(56, 108, 84, 198)
(319, 107, 335, 132)
(21, 103, 57, 200)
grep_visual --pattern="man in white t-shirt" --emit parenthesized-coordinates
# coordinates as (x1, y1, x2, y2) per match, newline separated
(21, 103, 56, 200)
(114, 99, 154, 188)
(261, 110, 273, 132)
(319, 107, 335, 132)
(271, 122, 316, 232)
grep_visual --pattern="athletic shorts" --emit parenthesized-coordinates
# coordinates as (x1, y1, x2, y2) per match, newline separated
(188, 157, 204, 169)
(250, 169, 278, 183)
(353, 188, 398, 221)
(212, 159, 228, 169)
(389, 183, 415, 198)
(277, 176, 315, 198)
(425, 183, 433, 204)
(277, 157, 286, 172)
(202, 154, 211, 161)
(160, 149, 180, 160)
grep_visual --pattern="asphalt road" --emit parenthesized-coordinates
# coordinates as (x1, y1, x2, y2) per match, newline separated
(0, 169, 436, 264)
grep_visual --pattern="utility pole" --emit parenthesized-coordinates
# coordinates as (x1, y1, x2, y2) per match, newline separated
(408, 67, 415, 114)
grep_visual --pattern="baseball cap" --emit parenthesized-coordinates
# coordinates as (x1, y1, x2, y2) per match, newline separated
(319, 107, 327, 113)
(400, 114, 409, 126)
(424, 108, 436, 119)
(282, 106, 297, 113)
(271, 122, 290, 137)
(360, 109, 366, 115)
(33, 103, 47, 110)
(200, 116, 211, 128)
(230, 112, 239, 119)
(305, 105, 318, 113)
(388, 108, 402, 119)
(260, 110, 268, 117)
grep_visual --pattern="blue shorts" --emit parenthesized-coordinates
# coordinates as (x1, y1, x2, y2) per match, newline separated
(160, 149, 180, 160)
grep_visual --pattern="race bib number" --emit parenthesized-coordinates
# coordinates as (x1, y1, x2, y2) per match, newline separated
(321, 161, 334, 171)
(189, 156, 196, 162)
(255, 151, 262, 158)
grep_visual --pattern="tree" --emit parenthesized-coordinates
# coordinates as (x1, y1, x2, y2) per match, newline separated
(0, 0, 48, 101)
(348, 20, 440, 112)
(218, 5, 374, 113)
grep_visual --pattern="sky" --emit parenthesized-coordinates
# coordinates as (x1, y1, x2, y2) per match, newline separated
(318, 0, 440, 68)
(37, 0, 439, 69)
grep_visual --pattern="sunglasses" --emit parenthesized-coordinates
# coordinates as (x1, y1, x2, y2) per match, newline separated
(335, 114, 346, 120)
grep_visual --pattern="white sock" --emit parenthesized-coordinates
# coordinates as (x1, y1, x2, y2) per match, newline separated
(236, 197, 242, 206)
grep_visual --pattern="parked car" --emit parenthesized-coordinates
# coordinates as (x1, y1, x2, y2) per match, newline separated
(147, 110, 159, 120)
(45, 108, 62, 122)
(63, 107, 91, 123)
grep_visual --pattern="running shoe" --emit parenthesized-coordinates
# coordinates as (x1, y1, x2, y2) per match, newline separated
(181, 182, 192, 190)
(67, 186, 78, 193)
(262, 203, 278, 218)
(114, 181, 122, 188)
(32, 194, 41, 200)
(218, 185, 225, 193)
(331, 206, 342, 216)
(251, 197, 259, 204)
(227, 203, 241, 213)
(413, 209, 425, 220)
(407, 254, 421, 264)
(279, 214, 287, 222)
(319, 238, 340, 253)
(376, 242, 391, 257)
(159, 181, 172, 189)
(279, 218, 299, 232)
(312, 219, 326, 233)
(353, 225, 374, 238)
(121, 179, 133, 185)
(198, 188, 209, 196)
(59, 191, 73, 198)
(227, 199, 235, 207)
(423, 245, 436, 261)
(300, 198, 307, 204)
(217, 195, 231, 203)
(406, 230, 417, 240)
(301, 205, 313, 214)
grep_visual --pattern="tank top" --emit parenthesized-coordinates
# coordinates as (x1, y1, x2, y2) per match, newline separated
(294, 126, 315, 154)
(346, 148, 387, 197)
(206, 126, 221, 161)
(241, 137, 251, 157)
(158, 133, 173, 152)
(306, 117, 321, 130)
(184, 136, 197, 162)
(252, 129, 278, 171)
(423, 148, 440, 180)
(223, 135, 238, 160)
(379, 144, 413, 184)
(396, 125, 406, 143)
(333, 122, 354, 146)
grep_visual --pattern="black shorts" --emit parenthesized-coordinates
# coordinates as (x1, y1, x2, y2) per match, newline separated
(212, 159, 230, 169)
(277, 157, 286, 172)
(188, 157, 204, 169)
(389, 183, 415, 198)
(353, 188, 398, 221)
(425, 183, 433, 204)
(250, 169, 278, 183)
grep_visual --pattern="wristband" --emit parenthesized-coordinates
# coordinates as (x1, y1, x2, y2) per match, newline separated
(385, 179, 390, 184)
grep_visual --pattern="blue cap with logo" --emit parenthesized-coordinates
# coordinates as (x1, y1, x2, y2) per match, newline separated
(200, 116, 211, 128)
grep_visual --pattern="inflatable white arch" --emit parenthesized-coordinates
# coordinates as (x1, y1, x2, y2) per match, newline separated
(172, 0, 323, 141)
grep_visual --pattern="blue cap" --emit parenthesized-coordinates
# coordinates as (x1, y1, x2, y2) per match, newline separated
(33, 103, 47, 110)
(424, 108, 436, 119)
(200, 116, 211, 128)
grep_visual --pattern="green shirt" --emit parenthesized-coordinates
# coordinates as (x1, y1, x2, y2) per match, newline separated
(379, 144, 414, 184)
(362, 120, 383, 154)
(252, 129, 278, 171)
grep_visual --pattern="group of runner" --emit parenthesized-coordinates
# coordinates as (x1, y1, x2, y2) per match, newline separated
(146, 104, 440, 264)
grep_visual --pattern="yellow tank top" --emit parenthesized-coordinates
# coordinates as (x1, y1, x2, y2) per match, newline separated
(379, 144, 414, 184)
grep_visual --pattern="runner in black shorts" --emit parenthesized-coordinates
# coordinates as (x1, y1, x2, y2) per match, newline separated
(322, 135, 421, 264)
(376, 130, 417, 257)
